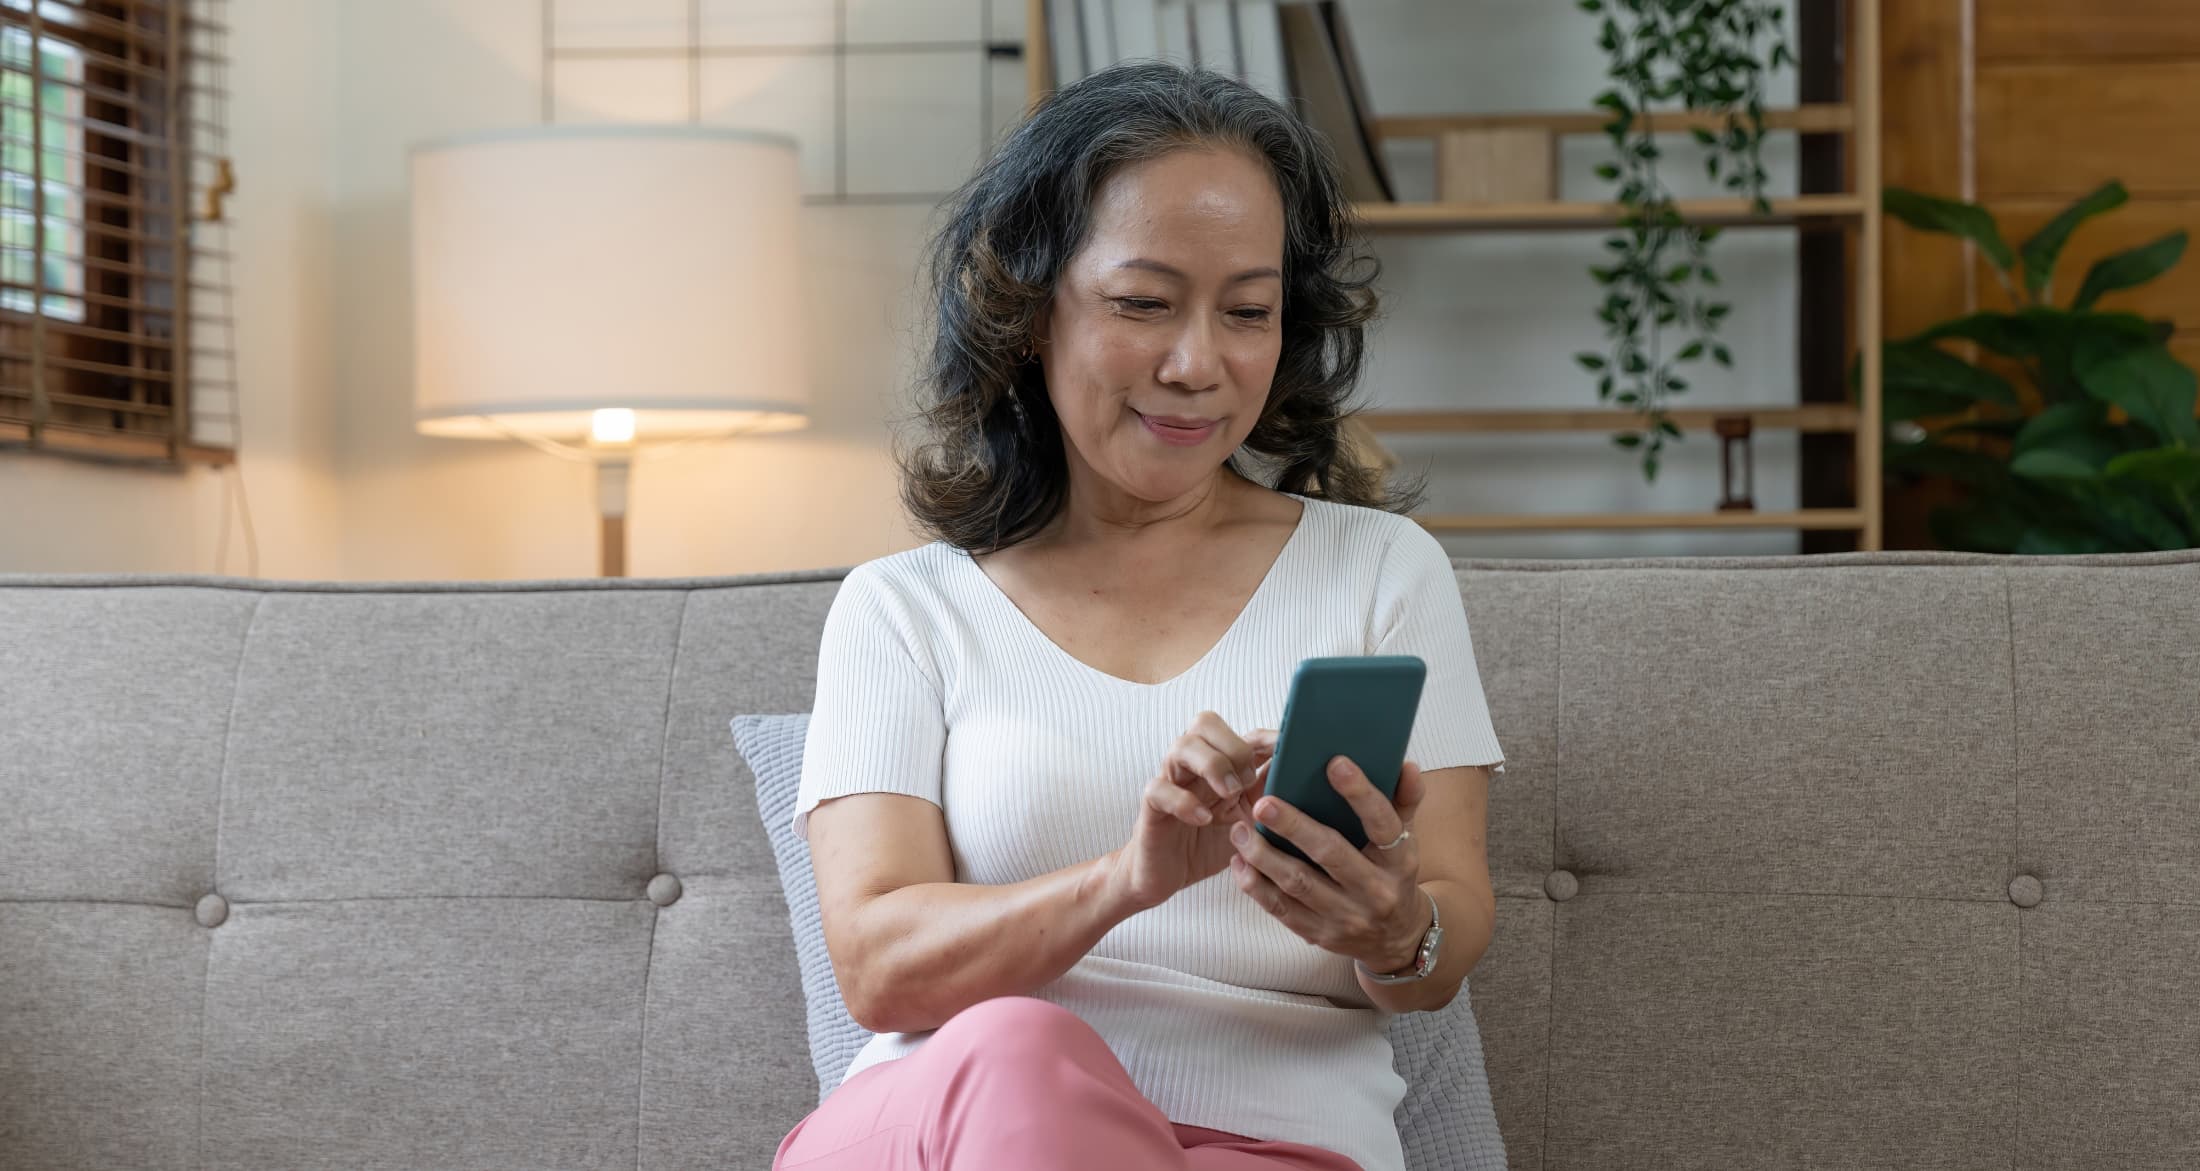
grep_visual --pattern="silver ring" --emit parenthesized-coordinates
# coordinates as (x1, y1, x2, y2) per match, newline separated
(1375, 828, 1412, 851)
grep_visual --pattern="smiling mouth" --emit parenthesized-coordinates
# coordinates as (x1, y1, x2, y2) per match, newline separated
(1137, 411, 1221, 446)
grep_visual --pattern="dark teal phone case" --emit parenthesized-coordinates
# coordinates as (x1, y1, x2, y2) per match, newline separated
(1256, 655, 1426, 869)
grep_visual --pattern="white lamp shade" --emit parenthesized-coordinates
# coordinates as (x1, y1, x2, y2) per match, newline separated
(410, 126, 809, 441)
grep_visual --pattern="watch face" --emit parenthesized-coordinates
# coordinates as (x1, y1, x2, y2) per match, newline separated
(1418, 924, 1444, 974)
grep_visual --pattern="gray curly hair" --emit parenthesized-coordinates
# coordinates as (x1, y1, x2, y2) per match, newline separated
(893, 60, 1420, 554)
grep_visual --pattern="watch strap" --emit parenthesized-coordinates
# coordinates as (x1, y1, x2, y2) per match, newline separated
(1357, 887, 1442, 985)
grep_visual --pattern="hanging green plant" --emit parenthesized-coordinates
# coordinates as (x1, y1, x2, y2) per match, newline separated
(1574, 0, 1793, 482)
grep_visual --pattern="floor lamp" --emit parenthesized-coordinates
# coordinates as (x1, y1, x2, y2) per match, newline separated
(409, 126, 809, 577)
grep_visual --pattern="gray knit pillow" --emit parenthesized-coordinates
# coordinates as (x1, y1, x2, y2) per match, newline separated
(730, 713, 871, 1104)
(729, 712, 1506, 1169)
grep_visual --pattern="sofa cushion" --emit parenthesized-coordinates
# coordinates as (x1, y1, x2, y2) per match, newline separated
(729, 712, 1505, 1171)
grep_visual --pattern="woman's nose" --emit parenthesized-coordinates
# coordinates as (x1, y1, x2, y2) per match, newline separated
(1158, 317, 1222, 391)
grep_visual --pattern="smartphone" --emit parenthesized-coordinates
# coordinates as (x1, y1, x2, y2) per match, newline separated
(1257, 655, 1426, 868)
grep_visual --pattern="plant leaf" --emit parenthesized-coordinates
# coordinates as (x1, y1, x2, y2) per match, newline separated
(2072, 335, 2200, 447)
(1884, 440, 2011, 489)
(2104, 446, 2200, 495)
(1913, 309, 2159, 402)
(2017, 180, 2127, 301)
(1927, 417, 2026, 442)
(1880, 339, 2020, 421)
(2011, 448, 2101, 480)
(1883, 187, 2015, 271)
(2061, 478, 2194, 550)
(1913, 311, 2032, 356)
(1929, 497, 2027, 553)
(2072, 230, 2189, 310)
(2011, 401, 2121, 474)
(2012, 526, 2115, 555)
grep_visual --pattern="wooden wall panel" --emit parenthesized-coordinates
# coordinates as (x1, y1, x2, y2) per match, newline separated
(1878, 0, 1973, 550)
(1977, 63, 2200, 200)
(1883, 0, 2200, 549)
(1881, 0, 1971, 338)
(1978, 0, 2200, 63)
(1980, 199, 2200, 323)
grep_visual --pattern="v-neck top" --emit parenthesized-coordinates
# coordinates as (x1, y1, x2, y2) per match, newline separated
(794, 493, 1506, 1171)
(963, 491, 1312, 689)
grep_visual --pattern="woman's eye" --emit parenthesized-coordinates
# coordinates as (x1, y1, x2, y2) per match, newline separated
(1117, 299, 1276, 323)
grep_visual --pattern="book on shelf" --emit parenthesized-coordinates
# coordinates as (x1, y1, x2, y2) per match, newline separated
(1043, 0, 1390, 204)
(1189, 1, 1237, 73)
(1157, 2, 1194, 68)
(1277, 1, 1394, 202)
(1236, 1, 1290, 102)
(1051, 1, 1294, 105)
(1080, 0, 1117, 70)
(1114, 0, 1162, 64)
(1047, 0, 1086, 84)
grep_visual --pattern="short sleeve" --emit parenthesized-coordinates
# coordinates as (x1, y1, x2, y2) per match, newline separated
(1369, 523, 1506, 776)
(794, 563, 948, 840)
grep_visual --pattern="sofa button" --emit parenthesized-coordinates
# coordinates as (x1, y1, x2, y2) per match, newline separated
(194, 893, 229, 928)
(646, 873, 682, 907)
(1544, 870, 1579, 902)
(2008, 874, 2043, 908)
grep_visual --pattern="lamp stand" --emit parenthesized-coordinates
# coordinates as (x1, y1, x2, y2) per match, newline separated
(595, 451, 631, 578)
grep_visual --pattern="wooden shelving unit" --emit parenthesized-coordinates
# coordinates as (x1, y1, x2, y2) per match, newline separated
(1025, 0, 1885, 549)
(1370, 103, 1856, 139)
(1357, 193, 1865, 233)
(1418, 509, 1868, 533)
(1360, 404, 1861, 435)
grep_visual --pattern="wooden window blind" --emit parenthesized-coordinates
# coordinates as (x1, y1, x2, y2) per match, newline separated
(0, 0, 232, 467)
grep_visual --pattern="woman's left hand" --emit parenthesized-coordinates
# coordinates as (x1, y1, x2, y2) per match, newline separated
(1228, 754, 1430, 974)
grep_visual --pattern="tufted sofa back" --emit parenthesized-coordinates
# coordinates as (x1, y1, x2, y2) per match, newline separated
(3, 549, 2197, 1168)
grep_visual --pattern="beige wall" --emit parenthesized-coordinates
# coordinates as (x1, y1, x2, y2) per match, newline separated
(0, 0, 345, 578)
(3, 0, 1825, 579)
(326, 0, 922, 580)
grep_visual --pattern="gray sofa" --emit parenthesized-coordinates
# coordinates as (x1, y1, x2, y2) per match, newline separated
(4, 548, 2198, 1170)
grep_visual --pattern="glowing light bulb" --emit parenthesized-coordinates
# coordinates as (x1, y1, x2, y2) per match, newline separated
(591, 408, 637, 444)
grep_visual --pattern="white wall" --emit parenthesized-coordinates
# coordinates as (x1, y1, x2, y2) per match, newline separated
(0, 0, 1814, 578)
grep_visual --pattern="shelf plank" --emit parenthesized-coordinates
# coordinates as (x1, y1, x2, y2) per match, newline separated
(1373, 103, 1856, 140)
(1361, 405, 1862, 434)
(1357, 194, 1865, 232)
(1417, 509, 1869, 533)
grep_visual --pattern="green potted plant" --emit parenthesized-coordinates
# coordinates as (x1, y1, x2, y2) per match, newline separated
(1872, 180, 2198, 553)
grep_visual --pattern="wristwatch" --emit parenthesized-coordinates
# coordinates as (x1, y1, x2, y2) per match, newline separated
(1358, 888, 1443, 985)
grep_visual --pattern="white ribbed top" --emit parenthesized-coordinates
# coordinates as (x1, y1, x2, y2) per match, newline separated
(796, 492, 1505, 1171)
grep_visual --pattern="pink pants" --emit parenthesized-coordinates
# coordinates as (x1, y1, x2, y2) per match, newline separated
(772, 997, 1364, 1170)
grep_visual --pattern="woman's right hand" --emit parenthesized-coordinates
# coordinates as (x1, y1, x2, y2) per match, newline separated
(1110, 712, 1278, 911)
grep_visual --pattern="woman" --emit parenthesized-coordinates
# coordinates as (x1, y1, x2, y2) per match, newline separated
(779, 62, 1506, 1171)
